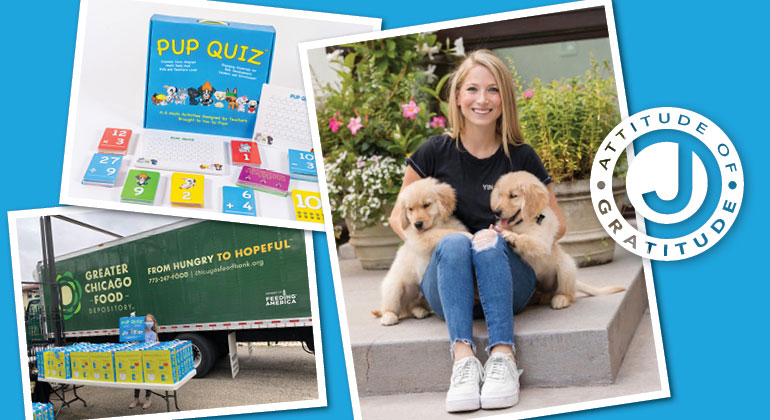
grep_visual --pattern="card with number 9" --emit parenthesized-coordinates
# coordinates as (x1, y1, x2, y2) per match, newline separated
(120, 169, 160, 205)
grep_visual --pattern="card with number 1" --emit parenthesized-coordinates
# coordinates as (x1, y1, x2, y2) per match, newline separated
(120, 169, 160, 205)
(82, 153, 122, 187)
(230, 140, 261, 167)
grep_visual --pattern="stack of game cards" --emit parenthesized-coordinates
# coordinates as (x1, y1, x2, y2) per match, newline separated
(222, 186, 257, 216)
(169, 172, 205, 207)
(291, 189, 324, 223)
(230, 140, 261, 167)
(236, 167, 290, 196)
(120, 169, 160, 205)
(82, 153, 122, 187)
(98, 128, 132, 155)
(288, 149, 318, 182)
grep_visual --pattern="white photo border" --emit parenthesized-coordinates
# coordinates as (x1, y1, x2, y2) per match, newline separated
(8, 206, 327, 420)
(297, 0, 669, 418)
(58, 0, 381, 233)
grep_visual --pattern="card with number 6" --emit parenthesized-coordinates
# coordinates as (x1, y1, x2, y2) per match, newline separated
(120, 169, 160, 205)
(82, 153, 122, 187)
(222, 186, 257, 216)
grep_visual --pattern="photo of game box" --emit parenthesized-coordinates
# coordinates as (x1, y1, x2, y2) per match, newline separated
(144, 15, 276, 138)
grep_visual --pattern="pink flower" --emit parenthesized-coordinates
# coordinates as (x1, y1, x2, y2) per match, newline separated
(348, 116, 363, 136)
(355, 158, 365, 168)
(522, 89, 534, 99)
(401, 99, 421, 119)
(328, 117, 342, 133)
(429, 116, 446, 129)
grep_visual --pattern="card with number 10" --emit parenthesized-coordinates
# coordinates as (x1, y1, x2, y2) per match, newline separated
(222, 186, 257, 216)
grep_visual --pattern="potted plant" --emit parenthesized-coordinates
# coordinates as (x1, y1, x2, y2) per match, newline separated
(514, 59, 625, 266)
(316, 34, 460, 269)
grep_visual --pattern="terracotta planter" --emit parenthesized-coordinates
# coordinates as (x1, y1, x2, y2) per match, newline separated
(348, 223, 402, 270)
(555, 178, 625, 267)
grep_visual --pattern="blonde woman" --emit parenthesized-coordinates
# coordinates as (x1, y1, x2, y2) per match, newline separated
(129, 313, 159, 409)
(389, 50, 565, 412)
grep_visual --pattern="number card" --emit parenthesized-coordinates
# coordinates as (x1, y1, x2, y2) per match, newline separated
(170, 172, 205, 207)
(230, 140, 261, 167)
(291, 189, 324, 223)
(98, 127, 132, 155)
(288, 149, 318, 182)
(222, 186, 257, 216)
(120, 169, 160, 205)
(82, 153, 122, 187)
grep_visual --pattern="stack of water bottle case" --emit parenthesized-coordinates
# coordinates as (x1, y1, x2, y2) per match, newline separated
(36, 340, 194, 385)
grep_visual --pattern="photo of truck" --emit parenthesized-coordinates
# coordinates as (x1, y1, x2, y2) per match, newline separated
(30, 219, 315, 378)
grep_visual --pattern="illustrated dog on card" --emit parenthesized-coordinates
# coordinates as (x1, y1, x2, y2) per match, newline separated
(490, 171, 625, 309)
(372, 178, 470, 326)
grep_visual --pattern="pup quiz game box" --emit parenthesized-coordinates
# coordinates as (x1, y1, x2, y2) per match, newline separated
(144, 15, 276, 137)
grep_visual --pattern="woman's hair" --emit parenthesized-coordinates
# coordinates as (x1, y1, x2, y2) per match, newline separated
(447, 49, 525, 156)
(145, 313, 159, 334)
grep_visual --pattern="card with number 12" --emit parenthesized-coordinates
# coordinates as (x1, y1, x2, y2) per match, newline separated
(82, 153, 122, 187)
(120, 169, 160, 205)
(98, 127, 132, 155)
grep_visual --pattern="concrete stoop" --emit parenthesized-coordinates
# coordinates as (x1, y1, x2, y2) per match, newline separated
(339, 244, 648, 397)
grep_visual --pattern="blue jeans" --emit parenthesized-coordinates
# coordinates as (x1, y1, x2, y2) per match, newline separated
(420, 230, 536, 354)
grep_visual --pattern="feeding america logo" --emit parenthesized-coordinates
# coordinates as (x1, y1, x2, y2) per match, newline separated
(590, 107, 743, 261)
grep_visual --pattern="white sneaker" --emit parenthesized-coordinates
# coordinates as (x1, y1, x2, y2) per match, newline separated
(480, 353, 520, 409)
(445, 357, 483, 412)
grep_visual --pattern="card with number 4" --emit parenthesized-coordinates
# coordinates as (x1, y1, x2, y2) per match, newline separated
(98, 127, 132, 155)
(169, 172, 204, 207)
(222, 186, 257, 216)
(120, 169, 160, 205)
(82, 153, 122, 187)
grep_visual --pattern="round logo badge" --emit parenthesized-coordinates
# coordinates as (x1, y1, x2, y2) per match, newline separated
(590, 107, 743, 261)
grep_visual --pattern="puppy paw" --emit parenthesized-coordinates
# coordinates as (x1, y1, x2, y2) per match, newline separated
(380, 311, 399, 326)
(411, 306, 431, 319)
(551, 294, 572, 309)
(499, 230, 519, 246)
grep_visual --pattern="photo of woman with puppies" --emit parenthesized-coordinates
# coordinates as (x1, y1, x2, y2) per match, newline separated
(303, 3, 668, 419)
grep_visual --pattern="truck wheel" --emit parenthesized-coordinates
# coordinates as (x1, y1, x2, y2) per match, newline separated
(176, 333, 216, 378)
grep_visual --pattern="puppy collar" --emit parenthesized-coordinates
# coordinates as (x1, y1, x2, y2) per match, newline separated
(514, 213, 546, 226)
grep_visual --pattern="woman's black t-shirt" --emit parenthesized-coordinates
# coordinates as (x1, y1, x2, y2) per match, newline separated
(407, 134, 551, 233)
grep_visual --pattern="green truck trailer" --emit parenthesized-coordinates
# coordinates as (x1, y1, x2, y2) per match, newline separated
(35, 219, 315, 377)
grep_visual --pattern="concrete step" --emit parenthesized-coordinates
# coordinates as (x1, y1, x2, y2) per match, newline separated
(338, 244, 648, 397)
(358, 311, 662, 419)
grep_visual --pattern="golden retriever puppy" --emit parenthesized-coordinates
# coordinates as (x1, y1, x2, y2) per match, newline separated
(490, 171, 625, 309)
(373, 178, 470, 326)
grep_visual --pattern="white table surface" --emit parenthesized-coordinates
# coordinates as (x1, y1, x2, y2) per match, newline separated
(39, 369, 196, 392)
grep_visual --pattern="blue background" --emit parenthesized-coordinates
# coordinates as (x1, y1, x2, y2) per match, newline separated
(2, 0, 768, 418)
